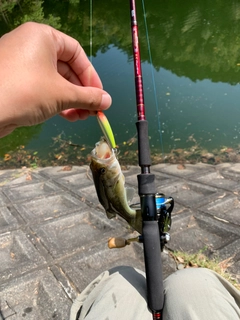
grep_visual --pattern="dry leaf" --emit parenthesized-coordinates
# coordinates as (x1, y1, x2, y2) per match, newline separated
(61, 165, 72, 171)
(219, 256, 234, 271)
(26, 173, 32, 181)
(4, 154, 11, 161)
(177, 164, 186, 170)
(177, 256, 185, 263)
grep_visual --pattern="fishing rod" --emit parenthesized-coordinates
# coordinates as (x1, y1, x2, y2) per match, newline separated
(129, 1, 173, 319)
(92, 1, 173, 317)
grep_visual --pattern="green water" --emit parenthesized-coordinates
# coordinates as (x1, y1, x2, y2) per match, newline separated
(1, 0, 240, 167)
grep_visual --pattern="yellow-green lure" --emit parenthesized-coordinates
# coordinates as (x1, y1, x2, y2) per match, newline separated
(97, 111, 116, 149)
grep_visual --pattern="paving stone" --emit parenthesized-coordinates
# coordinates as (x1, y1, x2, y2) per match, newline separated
(14, 193, 88, 223)
(194, 211, 240, 239)
(0, 191, 9, 206)
(0, 169, 45, 187)
(169, 210, 238, 253)
(217, 163, 240, 174)
(170, 209, 194, 233)
(0, 169, 27, 186)
(154, 173, 181, 189)
(39, 165, 88, 179)
(152, 163, 214, 178)
(0, 206, 20, 233)
(192, 171, 239, 191)
(78, 185, 100, 205)
(3, 181, 61, 203)
(217, 163, 240, 184)
(228, 260, 240, 283)
(218, 239, 240, 261)
(218, 164, 240, 180)
(0, 269, 71, 319)
(200, 194, 240, 226)
(0, 230, 46, 284)
(51, 171, 94, 192)
(50, 265, 78, 301)
(170, 201, 188, 216)
(32, 209, 119, 259)
(157, 180, 219, 207)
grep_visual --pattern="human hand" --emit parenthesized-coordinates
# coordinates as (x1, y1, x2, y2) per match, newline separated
(0, 22, 112, 138)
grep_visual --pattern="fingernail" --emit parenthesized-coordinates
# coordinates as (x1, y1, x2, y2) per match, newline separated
(100, 93, 112, 110)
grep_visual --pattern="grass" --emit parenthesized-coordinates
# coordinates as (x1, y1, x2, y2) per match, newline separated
(169, 249, 240, 290)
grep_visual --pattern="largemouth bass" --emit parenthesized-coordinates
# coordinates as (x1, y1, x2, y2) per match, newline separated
(90, 139, 142, 233)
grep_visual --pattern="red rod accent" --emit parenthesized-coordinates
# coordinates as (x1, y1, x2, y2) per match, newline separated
(130, 0, 146, 121)
(153, 311, 162, 320)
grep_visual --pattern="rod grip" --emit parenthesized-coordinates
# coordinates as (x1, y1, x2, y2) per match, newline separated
(136, 120, 151, 166)
(142, 221, 164, 312)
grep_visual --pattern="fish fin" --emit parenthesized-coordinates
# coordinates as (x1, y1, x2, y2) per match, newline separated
(125, 187, 135, 203)
(106, 210, 116, 219)
(129, 210, 142, 234)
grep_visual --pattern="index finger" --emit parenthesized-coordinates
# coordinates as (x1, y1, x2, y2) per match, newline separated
(52, 28, 103, 89)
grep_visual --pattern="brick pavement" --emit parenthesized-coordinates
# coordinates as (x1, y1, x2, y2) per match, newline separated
(0, 163, 239, 319)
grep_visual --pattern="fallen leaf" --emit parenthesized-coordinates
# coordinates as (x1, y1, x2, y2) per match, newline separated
(177, 256, 185, 263)
(61, 166, 72, 171)
(10, 252, 15, 259)
(26, 173, 32, 181)
(4, 154, 11, 161)
(187, 215, 196, 228)
(219, 256, 234, 271)
(189, 261, 198, 267)
(177, 164, 186, 170)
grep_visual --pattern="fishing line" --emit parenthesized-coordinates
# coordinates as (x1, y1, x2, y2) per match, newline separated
(89, 0, 93, 63)
(141, 0, 165, 158)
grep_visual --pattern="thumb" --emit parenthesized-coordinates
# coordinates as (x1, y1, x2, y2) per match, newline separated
(56, 79, 112, 113)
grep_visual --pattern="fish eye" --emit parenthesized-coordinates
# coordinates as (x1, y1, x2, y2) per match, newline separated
(100, 167, 106, 174)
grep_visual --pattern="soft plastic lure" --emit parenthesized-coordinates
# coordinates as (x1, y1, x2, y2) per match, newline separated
(97, 111, 116, 149)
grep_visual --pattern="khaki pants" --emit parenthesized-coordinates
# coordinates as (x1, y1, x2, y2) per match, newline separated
(70, 266, 240, 320)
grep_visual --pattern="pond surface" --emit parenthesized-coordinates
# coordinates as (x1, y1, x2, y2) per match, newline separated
(1, 0, 240, 168)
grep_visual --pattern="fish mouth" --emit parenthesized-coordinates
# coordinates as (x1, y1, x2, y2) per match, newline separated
(91, 139, 115, 162)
